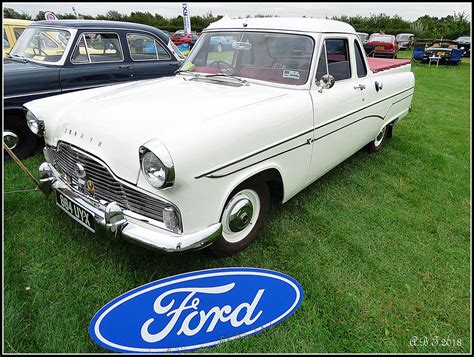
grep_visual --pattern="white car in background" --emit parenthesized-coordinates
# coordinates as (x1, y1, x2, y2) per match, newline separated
(25, 17, 415, 257)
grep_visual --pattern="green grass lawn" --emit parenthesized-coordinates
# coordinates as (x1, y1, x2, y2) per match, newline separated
(3, 58, 471, 353)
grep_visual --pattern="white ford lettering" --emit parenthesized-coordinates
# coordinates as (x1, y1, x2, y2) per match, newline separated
(141, 284, 264, 342)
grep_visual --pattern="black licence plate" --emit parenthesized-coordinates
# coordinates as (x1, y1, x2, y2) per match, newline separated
(55, 191, 95, 232)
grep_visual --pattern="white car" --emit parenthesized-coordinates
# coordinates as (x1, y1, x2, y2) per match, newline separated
(25, 17, 415, 256)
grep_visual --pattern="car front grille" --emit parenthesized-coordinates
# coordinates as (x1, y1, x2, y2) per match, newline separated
(49, 142, 167, 222)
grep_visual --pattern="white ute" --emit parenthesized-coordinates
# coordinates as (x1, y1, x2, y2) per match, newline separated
(25, 17, 415, 256)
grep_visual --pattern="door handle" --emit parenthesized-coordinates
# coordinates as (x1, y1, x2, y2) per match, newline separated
(354, 84, 366, 90)
(118, 65, 132, 70)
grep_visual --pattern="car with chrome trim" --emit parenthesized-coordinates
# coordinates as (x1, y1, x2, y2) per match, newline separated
(25, 17, 415, 257)
(3, 20, 184, 159)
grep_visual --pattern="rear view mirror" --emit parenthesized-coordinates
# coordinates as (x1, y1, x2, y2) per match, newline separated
(317, 74, 335, 93)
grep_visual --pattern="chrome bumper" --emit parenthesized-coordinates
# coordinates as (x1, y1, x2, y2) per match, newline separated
(39, 162, 222, 253)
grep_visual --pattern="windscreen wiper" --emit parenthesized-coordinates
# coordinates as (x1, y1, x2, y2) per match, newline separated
(200, 73, 249, 85)
(7, 54, 29, 63)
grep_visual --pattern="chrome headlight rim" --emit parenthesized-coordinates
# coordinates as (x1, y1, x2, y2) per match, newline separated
(139, 139, 175, 190)
(25, 109, 45, 137)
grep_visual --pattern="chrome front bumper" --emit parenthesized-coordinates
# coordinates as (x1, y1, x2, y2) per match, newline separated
(39, 162, 222, 253)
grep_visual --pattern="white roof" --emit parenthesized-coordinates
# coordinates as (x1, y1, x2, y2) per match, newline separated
(206, 17, 356, 34)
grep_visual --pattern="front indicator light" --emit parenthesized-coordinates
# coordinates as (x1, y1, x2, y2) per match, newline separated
(163, 207, 182, 234)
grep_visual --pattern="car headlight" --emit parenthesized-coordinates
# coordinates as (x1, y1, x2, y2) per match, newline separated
(139, 139, 175, 189)
(26, 110, 44, 136)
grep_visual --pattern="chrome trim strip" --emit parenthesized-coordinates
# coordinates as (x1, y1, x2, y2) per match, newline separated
(4, 89, 62, 99)
(196, 87, 414, 179)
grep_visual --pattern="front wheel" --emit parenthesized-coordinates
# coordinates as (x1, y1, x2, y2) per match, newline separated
(4, 113, 40, 160)
(366, 125, 388, 153)
(209, 176, 270, 257)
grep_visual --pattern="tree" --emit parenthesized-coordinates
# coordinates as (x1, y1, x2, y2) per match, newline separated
(4, 7, 32, 20)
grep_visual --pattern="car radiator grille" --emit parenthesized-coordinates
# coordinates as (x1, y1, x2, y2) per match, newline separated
(49, 142, 167, 222)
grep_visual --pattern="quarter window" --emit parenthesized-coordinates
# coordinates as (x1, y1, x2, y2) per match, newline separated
(13, 27, 25, 40)
(127, 34, 170, 61)
(325, 39, 351, 81)
(354, 40, 367, 78)
(71, 32, 123, 63)
(315, 42, 328, 82)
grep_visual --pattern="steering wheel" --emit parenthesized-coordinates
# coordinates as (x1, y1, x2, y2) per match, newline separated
(32, 47, 48, 57)
(209, 60, 235, 74)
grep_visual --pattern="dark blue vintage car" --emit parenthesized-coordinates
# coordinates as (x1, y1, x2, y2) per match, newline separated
(4, 20, 185, 158)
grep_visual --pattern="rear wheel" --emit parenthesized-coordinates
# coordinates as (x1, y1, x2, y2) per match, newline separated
(366, 125, 388, 153)
(210, 176, 269, 257)
(3, 113, 40, 160)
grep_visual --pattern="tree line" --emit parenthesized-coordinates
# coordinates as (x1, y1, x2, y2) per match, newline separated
(3, 7, 471, 38)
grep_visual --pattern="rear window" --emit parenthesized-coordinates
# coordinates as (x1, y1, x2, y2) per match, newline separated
(369, 35, 393, 43)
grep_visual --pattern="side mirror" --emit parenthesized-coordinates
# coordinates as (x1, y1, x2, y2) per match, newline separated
(317, 74, 335, 93)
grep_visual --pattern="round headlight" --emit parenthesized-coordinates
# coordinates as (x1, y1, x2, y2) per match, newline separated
(141, 151, 166, 188)
(26, 110, 44, 136)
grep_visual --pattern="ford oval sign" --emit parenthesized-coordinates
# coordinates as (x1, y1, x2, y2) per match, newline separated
(89, 268, 304, 352)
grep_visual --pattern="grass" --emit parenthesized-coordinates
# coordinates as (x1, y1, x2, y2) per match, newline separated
(3, 55, 471, 353)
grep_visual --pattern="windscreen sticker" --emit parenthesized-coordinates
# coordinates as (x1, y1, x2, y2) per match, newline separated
(282, 70, 300, 79)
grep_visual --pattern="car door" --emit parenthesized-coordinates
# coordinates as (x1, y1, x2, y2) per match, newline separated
(125, 32, 181, 80)
(308, 35, 380, 182)
(60, 30, 135, 92)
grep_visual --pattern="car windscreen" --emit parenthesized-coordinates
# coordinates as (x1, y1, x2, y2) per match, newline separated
(181, 31, 314, 85)
(9, 27, 72, 63)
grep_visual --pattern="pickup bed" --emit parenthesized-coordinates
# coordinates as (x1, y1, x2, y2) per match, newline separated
(368, 57, 412, 73)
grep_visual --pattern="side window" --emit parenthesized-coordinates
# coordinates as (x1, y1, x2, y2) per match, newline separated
(354, 40, 367, 78)
(13, 27, 25, 40)
(325, 39, 351, 81)
(127, 33, 171, 61)
(315, 42, 328, 82)
(71, 32, 123, 64)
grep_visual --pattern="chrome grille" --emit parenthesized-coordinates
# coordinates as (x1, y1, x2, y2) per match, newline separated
(49, 142, 167, 222)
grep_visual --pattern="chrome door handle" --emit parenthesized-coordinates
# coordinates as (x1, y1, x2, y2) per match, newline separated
(119, 65, 132, 70)
(354, 84, 366, 90)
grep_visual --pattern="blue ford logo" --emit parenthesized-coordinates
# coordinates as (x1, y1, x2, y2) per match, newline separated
(89, 268, 303, 352)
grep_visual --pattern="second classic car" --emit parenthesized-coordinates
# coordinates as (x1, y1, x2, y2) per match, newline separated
(25, 17, 415, 257)
(4, 20, 185, 159)
(367, 33, 399, 58)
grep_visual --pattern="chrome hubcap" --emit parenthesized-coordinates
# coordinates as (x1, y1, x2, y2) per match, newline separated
(229, 198, 253, 232)
(3, 130, 19, 150)
(222, 189, 260, 243)
(375, 126, 386, 147)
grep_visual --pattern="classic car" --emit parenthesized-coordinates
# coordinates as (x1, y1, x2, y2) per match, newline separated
(3, 18, 32, 57)
(356, 32, 369, 45)
(395, 33, 415, 50)
(422, 40, 465, 64)
(209, 35, 235, 52)
(26, 17, 415, 257)
(3, 20, 185, 159)
(454, 36, 470, 57)
(367, 33, 399, 58)
(170, 32, 199, 48)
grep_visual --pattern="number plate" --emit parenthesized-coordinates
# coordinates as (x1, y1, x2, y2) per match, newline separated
(437, 51, 446, 56)
(376, 46, 385, 50)
(55, 191, 95, 232)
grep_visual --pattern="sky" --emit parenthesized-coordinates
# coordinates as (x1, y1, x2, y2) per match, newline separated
(3, 2, 472, 21)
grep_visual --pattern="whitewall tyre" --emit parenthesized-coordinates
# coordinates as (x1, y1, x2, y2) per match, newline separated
(209, 176, 270, 257)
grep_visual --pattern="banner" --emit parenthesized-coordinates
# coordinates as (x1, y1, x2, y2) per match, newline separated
(182, 3, 191, 34)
